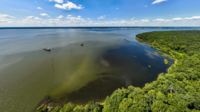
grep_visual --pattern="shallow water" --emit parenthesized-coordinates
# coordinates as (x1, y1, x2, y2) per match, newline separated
(0, 28, 198, 112)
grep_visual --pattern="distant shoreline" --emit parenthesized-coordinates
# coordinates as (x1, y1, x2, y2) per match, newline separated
(0, 27, 200, 29)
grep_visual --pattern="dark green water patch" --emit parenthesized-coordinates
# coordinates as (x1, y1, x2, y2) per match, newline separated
(48, 41, 174, 105)
(101, 41, 174, 87)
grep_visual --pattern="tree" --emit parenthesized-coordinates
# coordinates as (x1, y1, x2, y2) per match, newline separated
(60, 103, 74, 112)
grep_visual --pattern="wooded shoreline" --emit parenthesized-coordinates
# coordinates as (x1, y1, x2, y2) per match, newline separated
(37, 30, 200, 112)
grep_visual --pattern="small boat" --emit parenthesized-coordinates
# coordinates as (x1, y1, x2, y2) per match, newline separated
(43, 48, 51, 51)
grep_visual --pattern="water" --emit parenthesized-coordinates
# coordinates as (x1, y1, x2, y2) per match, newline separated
(0, 27, 199, 112)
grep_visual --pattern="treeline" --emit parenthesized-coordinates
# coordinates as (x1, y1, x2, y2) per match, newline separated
(136, 30, 200, 56)
(37, 30, 200, 112)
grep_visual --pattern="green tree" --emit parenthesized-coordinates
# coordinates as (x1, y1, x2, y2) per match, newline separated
(60, 103, 74, 112)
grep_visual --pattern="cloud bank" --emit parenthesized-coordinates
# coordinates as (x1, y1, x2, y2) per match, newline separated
(1, 13, 200, 26)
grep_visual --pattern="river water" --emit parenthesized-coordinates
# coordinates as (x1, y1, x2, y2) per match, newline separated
(0, 27, 199, 112)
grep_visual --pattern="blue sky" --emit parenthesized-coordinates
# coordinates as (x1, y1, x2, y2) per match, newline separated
(1, 0, 200, 26)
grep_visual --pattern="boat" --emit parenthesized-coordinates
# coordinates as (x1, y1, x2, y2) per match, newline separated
(43, 48, 51, 51)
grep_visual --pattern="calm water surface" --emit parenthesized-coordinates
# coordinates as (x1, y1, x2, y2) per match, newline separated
(0, 28, 198, 112)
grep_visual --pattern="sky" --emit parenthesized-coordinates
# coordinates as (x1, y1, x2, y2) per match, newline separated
(1, 0, 200, 26)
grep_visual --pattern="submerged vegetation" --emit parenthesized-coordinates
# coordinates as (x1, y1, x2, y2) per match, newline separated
(37, 30, 200, 112)
(164, 59, 168, 65)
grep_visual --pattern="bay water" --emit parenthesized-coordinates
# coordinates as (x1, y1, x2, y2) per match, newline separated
(0, 27, 198, 112)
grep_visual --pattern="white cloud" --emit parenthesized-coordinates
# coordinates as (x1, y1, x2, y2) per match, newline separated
(0, 14, 15, 19)
(153, 19, 171, 23)
(49, 0, 63, 3)
(0, 20, 6, 22)
(55, 1, 83, 10)
(20, 16, 44, 25)
(37, 7, 43, 10)
(191, 16, 200, 19)
(40, 13, 50, 17)
(2, 15, 200, 26)
(172, 18, 183, 21)
(87, 18, 91, 20)
(0, 14, 15, 23)
(54, 0, 63, 3)
(98, 15, 106, 19)
(66, 15, 85, 23)
(153, 19, 165, 22)
(152, 0, 167, 4)
(185, 17, 192, 20)
(57, 15, 64, 19)
(184, 16, 200, 20)
(68, 15, 72, 17)
(48, 19, 61, 24)
(26, 16, 42, 20)
(141, 20, 150, 22)
(131, 17, 135, 20)
(121, 20, 126, 24)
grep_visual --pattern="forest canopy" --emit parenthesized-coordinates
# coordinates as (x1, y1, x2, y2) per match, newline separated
(37, 30, 200, 112)
(136, 30, 200, 56)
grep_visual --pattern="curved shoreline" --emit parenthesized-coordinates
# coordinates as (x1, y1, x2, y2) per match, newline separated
(37, 30, 200, 112)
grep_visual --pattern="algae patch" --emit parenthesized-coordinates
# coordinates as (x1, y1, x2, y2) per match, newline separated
(164, 59, 168, 65)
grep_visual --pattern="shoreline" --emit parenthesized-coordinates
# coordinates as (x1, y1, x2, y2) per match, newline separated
(37, 33, 178, 112)
(37, 30, 200, 112)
